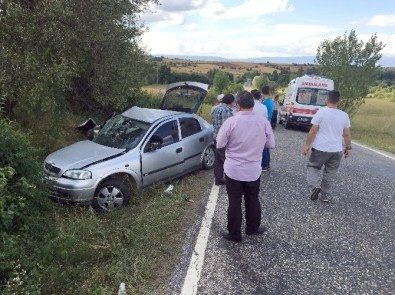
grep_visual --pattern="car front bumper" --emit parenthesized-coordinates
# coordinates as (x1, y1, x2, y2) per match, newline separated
(45, 175, 97, 205)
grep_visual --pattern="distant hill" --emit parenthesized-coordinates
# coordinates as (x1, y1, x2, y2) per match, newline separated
(154, 54, 395, 68)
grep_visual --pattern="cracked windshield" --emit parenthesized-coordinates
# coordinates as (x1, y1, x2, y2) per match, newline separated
(93, 115, 150, 149)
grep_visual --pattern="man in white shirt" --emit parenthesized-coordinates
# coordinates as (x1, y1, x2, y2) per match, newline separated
(303, 90, 352, 202)
(251, 89, 268, 119)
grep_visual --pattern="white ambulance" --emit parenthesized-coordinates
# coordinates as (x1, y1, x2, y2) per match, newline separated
(278, 75, 334, 129)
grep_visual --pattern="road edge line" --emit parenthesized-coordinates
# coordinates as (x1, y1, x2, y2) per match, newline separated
(352, 140, 395, 161)
(180, 183, 220, 295)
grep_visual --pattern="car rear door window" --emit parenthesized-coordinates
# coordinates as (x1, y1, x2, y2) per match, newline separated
(179, 117, 201, 138)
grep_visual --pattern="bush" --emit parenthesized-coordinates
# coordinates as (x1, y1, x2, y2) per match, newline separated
(0, 118, 55, 293)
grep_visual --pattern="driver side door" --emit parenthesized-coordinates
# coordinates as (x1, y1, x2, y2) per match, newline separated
(141, 120, 184, 187)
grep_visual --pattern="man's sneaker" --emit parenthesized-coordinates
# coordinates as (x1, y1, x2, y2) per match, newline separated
(310, 187, 321, 201)
(262, 166, 270, 172)
(319, 194, 330, 202)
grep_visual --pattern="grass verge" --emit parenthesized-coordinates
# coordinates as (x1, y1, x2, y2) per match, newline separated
(351, 98, 395, 154)
(33, 170, 211, 295)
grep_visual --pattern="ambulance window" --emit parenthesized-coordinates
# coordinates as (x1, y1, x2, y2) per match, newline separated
(296, 88, 329, 106)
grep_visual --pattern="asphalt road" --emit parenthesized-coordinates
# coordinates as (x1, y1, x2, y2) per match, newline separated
(168, 125, 395, 295)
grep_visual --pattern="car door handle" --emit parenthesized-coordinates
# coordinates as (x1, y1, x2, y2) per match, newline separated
(199, 137, 204, 142)
(176, 147, 182, 153)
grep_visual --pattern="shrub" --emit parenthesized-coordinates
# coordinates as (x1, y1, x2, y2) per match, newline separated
(0, 118, 55, 292)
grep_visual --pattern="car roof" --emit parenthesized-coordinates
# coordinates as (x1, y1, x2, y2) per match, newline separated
(122, 106, 183, 123)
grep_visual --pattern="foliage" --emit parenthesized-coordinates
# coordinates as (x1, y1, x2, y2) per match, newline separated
(252, 74, 277, 91)
(235, 70, 261, 84)
(0, 118, 55, 293)
(224, 83, 244, 95)
(168, 72, 211, 85)
(376, 68, 395, 85)
(206, 69, 234, 84)
(0, 0, 158, 121)
(212, 71, 230, 93)
(316, 30, 385, 115)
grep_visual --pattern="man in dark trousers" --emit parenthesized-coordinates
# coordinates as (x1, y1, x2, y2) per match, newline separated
(216, 91, 275, 242)
(211, 93, 235, 185)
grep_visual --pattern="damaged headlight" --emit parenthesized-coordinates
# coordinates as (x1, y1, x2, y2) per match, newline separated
(63, 169, 92, 180)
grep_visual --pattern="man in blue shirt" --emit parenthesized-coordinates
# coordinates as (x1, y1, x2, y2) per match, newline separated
(261, 85, 274, 171)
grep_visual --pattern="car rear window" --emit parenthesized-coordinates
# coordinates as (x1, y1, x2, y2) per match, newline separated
(179, 117, 201, 138)
(296, 88, 329, 106)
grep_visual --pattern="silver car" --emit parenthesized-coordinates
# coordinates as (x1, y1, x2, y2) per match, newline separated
(43, 82, 216, 212)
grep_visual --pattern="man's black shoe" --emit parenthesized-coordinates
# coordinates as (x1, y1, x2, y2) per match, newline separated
(246, 226, 266, 235)
(215, 180, 226, 186)
(310, 187, 321, 201)
(223, 233, 242, 243)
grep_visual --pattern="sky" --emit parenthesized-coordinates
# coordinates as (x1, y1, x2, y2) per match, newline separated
(139, 0, 395, 62)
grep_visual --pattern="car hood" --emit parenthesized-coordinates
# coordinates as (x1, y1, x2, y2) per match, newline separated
(160, 81, 209, 114)
(44, 140, 125, 172)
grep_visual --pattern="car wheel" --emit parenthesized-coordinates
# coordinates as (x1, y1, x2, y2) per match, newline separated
(202, 145, 215, 170)
(93, 178, 131, 212)
(284, 116, 291, 129)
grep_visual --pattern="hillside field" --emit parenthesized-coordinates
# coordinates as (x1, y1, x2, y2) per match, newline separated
(161, 58, 313, 78)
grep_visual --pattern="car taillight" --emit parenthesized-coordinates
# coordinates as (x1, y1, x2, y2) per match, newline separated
(290, 102, 295, 113)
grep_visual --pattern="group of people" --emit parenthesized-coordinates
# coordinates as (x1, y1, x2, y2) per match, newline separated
(211, 87, 352, 243)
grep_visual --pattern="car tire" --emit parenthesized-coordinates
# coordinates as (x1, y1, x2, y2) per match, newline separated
(202, 145, 215, 170)
(93, 178, 131, 212)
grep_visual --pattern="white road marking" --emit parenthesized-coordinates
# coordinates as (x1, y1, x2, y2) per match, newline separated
(352, 140, 395, 161)
(180, 184, 220, 295)
(179, 141, 393, 294)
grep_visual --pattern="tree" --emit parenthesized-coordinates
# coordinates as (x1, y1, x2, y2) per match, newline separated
(252, 74, 278, 93)
(316, 30, 385, 115)
(0, 0, 158, 121)
(213, 71, 230, 93)
(271, 70, 279, 82)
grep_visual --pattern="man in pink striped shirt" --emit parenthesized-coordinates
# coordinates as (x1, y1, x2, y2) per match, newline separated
(216, 90, 275, 242)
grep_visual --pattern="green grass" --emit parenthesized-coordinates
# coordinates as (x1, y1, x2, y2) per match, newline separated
(11, 172, 211, 295)
(351, 98, 395, 154)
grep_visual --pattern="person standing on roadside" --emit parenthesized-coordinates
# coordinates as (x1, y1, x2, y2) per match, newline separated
(271, 95, 279, 129)
(211, 93, 236, 185)
(211, 94, 224, 115)
(251, 89, 268, 119)
(216, 91, 275, 242)
(261, 86, 274, 171)
(303, 90, 352, 202)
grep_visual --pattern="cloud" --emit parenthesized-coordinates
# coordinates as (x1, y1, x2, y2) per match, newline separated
(200, 0, 294, 20)
(140, 10, 185, 26)
(142, 22, 338, 58)
(368, 14, 395, 26)
(159, 0, 208, 12)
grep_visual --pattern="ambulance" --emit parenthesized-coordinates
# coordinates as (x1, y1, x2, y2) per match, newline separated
(278, 75, 334, 129)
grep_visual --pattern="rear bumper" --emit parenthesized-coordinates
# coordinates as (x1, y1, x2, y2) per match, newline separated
(288, 115, 312, 126)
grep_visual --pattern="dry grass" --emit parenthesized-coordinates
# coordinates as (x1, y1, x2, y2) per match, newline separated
(163, 58, 308, 78)
(351, 98, 395, 153)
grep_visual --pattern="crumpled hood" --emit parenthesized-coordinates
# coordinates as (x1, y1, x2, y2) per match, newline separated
(44, 140, 124, 173)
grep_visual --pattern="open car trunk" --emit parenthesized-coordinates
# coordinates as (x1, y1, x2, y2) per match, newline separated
(159, 81, 209, 114)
